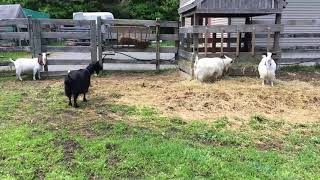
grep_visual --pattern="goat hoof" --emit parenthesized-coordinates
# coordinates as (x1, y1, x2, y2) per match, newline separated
(83, 99, 88, 102)
(74, 105, 80, 108)
(68, 103, 72, 106)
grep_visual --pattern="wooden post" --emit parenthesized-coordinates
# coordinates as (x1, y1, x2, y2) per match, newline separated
(227, 17, 231, 49)
(220, 29, 224, 57)
(204, 18, 208, 56)
(205, 27, 208, 56)
(274, 13, 282, 53)
(27, 16, 35, 58)
(236, 32, 240, 57)
(267, 27, 271, 52)
(251, 27, 256, 56)
(244, 17, 251, 51)
(212, 33, 216, 53)
(174, 21, 180, 60)
(97, 16, 103, 66)
(32, 19, 42, 56)
(192, 14, 199, 79)
(90, 20, 97, 62)
(180, 16, 186, 50)
(155, 18, 161, 72)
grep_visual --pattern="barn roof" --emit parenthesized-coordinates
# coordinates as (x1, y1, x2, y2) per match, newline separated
(179, 0, 285, 17)
(0, 4, 26, 19)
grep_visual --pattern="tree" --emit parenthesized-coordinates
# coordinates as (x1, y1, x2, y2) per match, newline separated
(0, 0, 180, 20)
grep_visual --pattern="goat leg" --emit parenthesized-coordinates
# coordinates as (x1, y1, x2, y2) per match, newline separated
(68, 96, 72, 106)
(83, 94, 87, 102)
(73, 94, 79, 108)
(38, 71, 41, 80)
(33, 70, 37, 81)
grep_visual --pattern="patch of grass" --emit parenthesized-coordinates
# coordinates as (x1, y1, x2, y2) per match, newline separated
(281, 64, 320, 73)
(1, 77, 320, 178)
(0, 51, 31, 62)
(0, 90, 22, 123)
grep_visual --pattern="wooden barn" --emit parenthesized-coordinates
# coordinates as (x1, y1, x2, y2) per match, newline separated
(178, 0, 287, 76)
(179, 0, 320, 67)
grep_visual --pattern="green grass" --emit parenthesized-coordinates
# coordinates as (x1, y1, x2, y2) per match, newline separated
(0, 52, 31, 62)
(1, 78, 320, 178)
(281, 64, 320, 73)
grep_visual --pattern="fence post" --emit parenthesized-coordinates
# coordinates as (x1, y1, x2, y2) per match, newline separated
(174, 21, 180, 60)
(27, 16, 35, 58)
(155, 18, 161, 72)
(97, 16, 103, 66)
(90, 20, 97, 62)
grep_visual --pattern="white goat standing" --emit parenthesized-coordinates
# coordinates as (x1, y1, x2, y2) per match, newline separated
(258, 52, 277, 86)
(194, 55, 234, 83)
(10, 53, 49, 81)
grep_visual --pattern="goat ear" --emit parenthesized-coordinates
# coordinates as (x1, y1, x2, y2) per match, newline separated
(38, 53, 42, 56)
(46, 53, 51, 56)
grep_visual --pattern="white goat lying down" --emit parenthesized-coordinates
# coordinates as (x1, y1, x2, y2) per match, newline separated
(258, 52, 277, 86)
(194, 55, 234, 83)
(10, 53, 49, 81)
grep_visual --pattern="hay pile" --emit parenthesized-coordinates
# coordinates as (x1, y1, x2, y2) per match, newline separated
(93, 71, 320, 123)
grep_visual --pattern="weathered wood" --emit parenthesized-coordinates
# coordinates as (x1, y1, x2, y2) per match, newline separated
(179, 24, 283, 34)
(108, 47, 177, 53)
(192, 14, 199, 78)
(27, 16, 34, 58)
(220, 29, 224, 56)
(236, 32, 240, 57)
(267, 27, 271, 52)
(251, 27, 256, 56)
(274, 13, 282, 53)
(39, 19, 91, 26)
(32, 19, 42, 56)
(212, 33, 216, 53)
(0, 32, 29, 40)
(47, 59, 92, 65)
(174, 22, 180, 60)
(0, 19, 28, 26)
(44, 46, 91, 52)
(178, 49, 193, 61)
(102, 19, 178, 28)
(155, 18, 161, 72)
(205, 29, 208, 56)
(97, 16, 103, 66)
(194, 8, 282, 14)
(178, 59, 192, 75)
(90, 20, 97, 62)
(103, 59, 176, 65)
(41, 32, 90, 39)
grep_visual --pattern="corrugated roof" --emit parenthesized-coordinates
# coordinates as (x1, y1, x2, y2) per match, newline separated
(23, 8, 50, 19)
(0, 4, 26, 19)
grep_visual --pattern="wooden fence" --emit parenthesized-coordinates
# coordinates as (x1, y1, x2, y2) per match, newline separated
(0, 17, 179, 75)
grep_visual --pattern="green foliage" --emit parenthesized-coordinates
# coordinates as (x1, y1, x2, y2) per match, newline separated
(0, 0, 180, 20)
(0, 51, 31, 62)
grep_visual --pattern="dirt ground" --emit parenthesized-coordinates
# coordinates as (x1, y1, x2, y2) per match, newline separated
(81, 70, 320, 124)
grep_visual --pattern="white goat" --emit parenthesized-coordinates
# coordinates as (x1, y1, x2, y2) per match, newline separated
(194, 55, 234, 83)
(10, 53, 49, 81)
(258, 52, 277, 86)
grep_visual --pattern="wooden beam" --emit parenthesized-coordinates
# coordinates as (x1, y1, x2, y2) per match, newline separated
(97, 16, 103, 66)
(0, 19, 28, 26)
(236, 32, 240, 57)
(41, 32, 90, 39)
(90, 20, 97, 62)
(44, 46, 91, 52)
(39, 19, 91, 26)
(155, 18, 161, 72)
(179, 24, 283, 34)
(251, 27, 256, 56)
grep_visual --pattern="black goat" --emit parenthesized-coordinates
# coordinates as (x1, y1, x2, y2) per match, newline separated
(64, 61, 103, 108)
